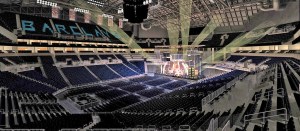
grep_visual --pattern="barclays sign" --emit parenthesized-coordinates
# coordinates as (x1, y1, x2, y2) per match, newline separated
(21, 19, 121, 42)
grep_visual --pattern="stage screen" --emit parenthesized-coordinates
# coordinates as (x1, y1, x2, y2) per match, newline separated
(163, 61, 189, 77)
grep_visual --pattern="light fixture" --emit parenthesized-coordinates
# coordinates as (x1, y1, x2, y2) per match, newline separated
(87, 0, 104, 7)
(118, 8, 124, 14)
(74, 7, 90, 13)
(143, 0, 152, 5)
(102, 14, 114, 18)
(36, 0, 58, 7)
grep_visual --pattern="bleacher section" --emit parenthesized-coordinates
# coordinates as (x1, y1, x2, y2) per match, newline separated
(0, 5, 299, 130)
(226, 55, 287, 66)
(0, 88, 87, 130)
(130, 61, 145, 73)
(0, 71, 56, 93)
(108, 64, 138, 77)
(62, 85, 113, 98)
(0, 53, 299, 131)
(80, 55, 99, 61)
(55, 55, 80, 62)
(115, 54, 144, 73)
(0, 53, 145, 88)
(40, 56, 68, 88)
(88, 65, 121, 80)
(61, 67, 98, 85)
(19, 69, 64, 89)
(99, 55, 116, 59)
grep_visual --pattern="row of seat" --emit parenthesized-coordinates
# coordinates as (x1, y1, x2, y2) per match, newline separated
(0, 71, 56, 93)
(0, 88, 83, 130)
(0, 54, 144, 89)
(40, 56, 68, 88)
(115, 54, 144, 74)
(62, 66, 98, 85)
(60, 75, 184, 113)
(85, 95, 141, 112)
(227, 55, 288, 66)
(144, 78, 172, 86)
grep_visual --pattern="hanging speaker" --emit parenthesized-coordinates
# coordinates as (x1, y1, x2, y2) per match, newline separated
(123, 0, 149, 23)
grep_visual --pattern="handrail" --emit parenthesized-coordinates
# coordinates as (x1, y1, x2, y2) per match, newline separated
(243, 108, 288, 127)
(244, 108, 287, 117)
(201, 72, 246, 106)
(254, 88, 285, 101)
(179, 125, 191, 131)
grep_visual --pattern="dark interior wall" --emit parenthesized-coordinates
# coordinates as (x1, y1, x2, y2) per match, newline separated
(137, 25, 168, 38)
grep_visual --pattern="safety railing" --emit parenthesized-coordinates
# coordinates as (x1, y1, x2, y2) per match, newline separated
(221, 120, 230, 131)
(201, 74, 241, 106)
(201, 85, 226, 106)
(243, 108, 288, 127)
(206, 118, 218, 131)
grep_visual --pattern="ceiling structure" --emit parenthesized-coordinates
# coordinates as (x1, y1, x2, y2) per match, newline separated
(0, 0, 294, 30)
(91, 0, 282, 29)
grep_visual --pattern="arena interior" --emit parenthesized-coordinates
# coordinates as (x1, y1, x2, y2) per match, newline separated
(0, 0, 300, 130)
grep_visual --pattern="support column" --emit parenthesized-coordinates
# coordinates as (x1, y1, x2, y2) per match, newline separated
(211, 48, 214, 63)
(16, 14, 21, 29)
(223, 47, 227, 62)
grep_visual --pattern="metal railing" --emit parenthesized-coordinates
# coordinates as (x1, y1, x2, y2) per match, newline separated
(179, 125, 191, 131)
(201, 85, 227, 106)
(201, 72, 248, 106)
(206, 118, 218, 131)
(253, 88, 285, 101)
(243, 108, 288, 127)
(201, 74, 241, 106)
(221, 120, 230, 131)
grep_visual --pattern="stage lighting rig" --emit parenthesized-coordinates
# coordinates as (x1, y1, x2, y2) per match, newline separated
(123, 0, 150, 23)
